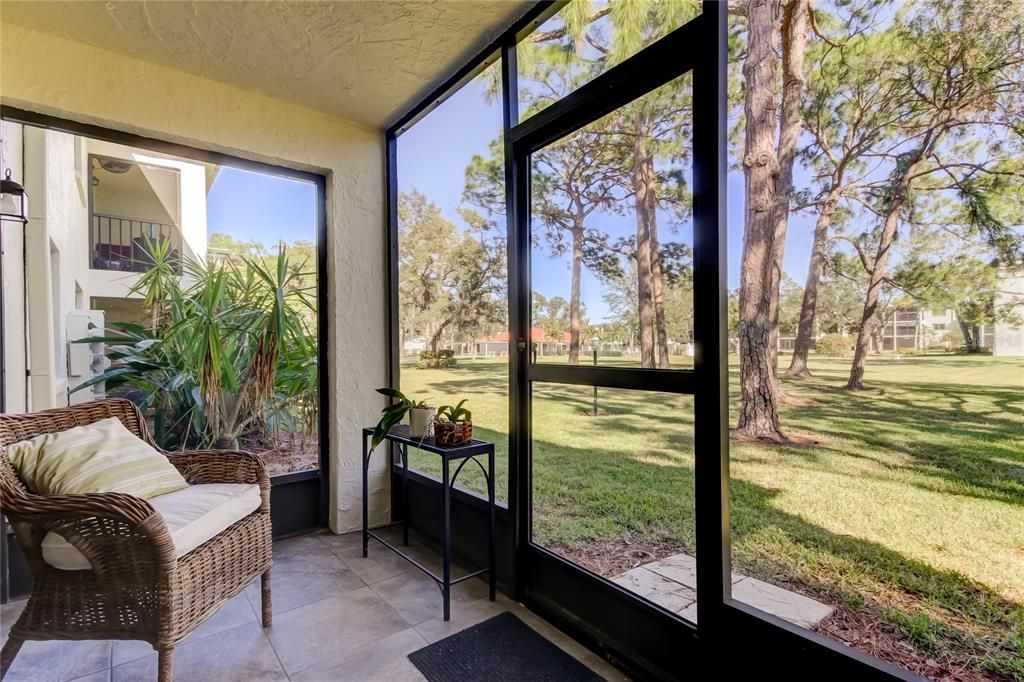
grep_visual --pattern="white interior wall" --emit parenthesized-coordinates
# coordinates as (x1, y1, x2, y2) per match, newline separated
(2, 22, 390, 532)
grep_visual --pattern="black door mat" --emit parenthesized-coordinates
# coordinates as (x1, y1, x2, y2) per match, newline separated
(407, 611, 606, 681)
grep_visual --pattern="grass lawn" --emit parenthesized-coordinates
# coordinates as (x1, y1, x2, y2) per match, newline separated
(400, 353, 1024, 679)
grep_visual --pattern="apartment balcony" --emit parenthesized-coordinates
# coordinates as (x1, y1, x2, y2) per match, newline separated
(90, 213, 182, 274)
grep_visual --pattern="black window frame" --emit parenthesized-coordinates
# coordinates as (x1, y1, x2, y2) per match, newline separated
(388, 2, 918, 678)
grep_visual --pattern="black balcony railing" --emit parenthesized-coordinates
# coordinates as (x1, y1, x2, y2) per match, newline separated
(91, 213, 182, 274)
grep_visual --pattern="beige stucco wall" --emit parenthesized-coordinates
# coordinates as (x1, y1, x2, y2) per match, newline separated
(1, 23, 390, 532)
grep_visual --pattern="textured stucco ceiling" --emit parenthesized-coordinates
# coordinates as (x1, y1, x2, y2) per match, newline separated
(0, 0, 531, 128)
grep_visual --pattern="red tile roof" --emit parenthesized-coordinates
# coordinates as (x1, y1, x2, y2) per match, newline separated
(481, 327, 571, 343)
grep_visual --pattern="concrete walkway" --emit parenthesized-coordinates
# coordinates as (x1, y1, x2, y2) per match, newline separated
(612, 553, 834, 628)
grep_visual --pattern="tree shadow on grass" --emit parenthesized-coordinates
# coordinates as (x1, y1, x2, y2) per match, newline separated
(413, 374, 510, 396)
(728, 474, 1024, 678)
(415, 364, 1022, 507)
(527, 435, 1023, 676)
(776, 378, 1024, 507)
(402, 365, 1024, 674)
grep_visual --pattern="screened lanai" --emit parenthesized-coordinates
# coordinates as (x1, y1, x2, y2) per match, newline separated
(2, 2, 1022, 682)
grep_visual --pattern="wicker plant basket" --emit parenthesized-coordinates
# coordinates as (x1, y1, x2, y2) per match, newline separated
(433, 420, 473, 446)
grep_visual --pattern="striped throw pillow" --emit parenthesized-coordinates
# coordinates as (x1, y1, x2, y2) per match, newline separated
(8, 417, 189, 499)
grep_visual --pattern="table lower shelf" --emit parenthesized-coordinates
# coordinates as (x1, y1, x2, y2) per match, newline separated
(365, 523, 492, 588)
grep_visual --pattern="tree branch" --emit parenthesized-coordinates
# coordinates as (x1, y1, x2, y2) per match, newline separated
(531, 5, 612, 43)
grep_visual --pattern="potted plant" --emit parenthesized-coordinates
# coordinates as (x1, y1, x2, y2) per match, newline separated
(371, 388, 434, 450)
(433, 399, 473, 446)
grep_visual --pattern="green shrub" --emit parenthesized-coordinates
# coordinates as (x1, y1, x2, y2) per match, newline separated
(814, 333, 854, 357)
(417, 349, 457, 369)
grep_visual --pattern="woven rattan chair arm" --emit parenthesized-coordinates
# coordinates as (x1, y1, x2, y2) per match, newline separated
(5, 490, 177, 574)
(165, 450, 270, 509)
(9, 490, 157, 525)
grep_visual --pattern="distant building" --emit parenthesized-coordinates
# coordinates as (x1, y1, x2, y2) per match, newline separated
(875, 266, 1024, 356)
(476, 327, 571, 357)
(992, 266, 1024, 357)
(877, 308, 977, 352)
(1, 121, 217, 412)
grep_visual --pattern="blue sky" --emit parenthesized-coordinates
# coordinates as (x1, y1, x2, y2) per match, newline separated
(398, 77, 818, 322)
(206, 166, 317, 248)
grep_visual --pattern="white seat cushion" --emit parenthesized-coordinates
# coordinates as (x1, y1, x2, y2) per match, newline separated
(41, 483, 262, 571)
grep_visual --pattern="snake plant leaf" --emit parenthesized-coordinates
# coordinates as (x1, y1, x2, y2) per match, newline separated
(371, 405, 409, 451)
(376, 387, 408, 402)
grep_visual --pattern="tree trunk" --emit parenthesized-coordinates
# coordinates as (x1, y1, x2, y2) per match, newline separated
(737, 0, 785, 440)
(629, 106, 669, 368)
(767, 0, 808, 390)
(787, 191, 838, 377)
(871, 326, 884, 354)
(569, 226, 583, 364)
(643, 147, 671, 369)
(847, 129, 941, 389)
(848, 211, 908, 386)
(959, 319, 979, 352)
(428, 319, 451, 354)
(633, 118, 657, 369)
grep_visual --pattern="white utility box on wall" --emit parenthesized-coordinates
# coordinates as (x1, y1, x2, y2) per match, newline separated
(66, 309, 108, 404)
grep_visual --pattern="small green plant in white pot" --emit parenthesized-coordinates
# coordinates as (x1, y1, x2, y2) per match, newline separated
(408, 402, 436, 438)
(372, 388, 434, 449)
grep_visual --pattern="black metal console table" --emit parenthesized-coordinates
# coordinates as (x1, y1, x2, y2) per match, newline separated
(361, 424, 496, 621)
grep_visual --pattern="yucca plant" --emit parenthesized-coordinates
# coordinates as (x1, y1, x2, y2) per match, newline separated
(73, 243, 317, 450)
(70, 320, 200, 448)
(133, 236, 180, 333)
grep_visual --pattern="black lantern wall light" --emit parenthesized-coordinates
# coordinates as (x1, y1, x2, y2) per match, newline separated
(0, 167, 28, 224)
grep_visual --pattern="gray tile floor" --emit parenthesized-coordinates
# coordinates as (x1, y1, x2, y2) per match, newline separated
(0, 530, 626, 682)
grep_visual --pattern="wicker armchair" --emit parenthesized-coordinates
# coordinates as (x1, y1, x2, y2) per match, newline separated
(0, 399, 273, 682)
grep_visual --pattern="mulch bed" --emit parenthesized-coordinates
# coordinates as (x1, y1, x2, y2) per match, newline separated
(239, 430, 320, 477)
(816, 607, 1001, 682)
(549, 536, 687, 578)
